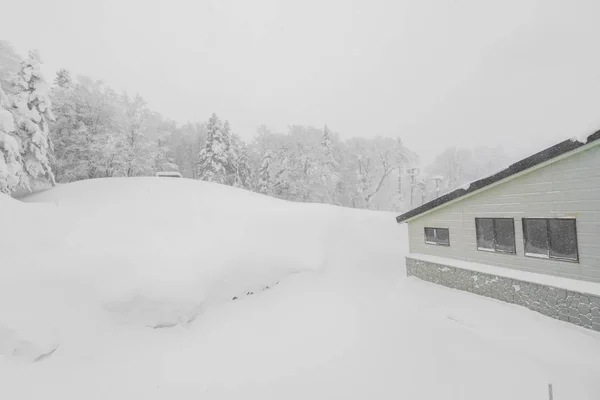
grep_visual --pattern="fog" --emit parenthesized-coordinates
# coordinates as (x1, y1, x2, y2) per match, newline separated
(2, 0, 600, 164)
(2, 2, 600, 395)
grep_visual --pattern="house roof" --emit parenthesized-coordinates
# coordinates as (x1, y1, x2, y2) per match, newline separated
(396, 130, 600, 223)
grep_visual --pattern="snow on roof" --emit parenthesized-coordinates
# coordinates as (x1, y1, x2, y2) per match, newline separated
(396, 129, 600, 223)
(570, 130, 594, 144)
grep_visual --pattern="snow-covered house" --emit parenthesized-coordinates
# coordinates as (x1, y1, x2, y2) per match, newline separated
(396, 131, 600, 331)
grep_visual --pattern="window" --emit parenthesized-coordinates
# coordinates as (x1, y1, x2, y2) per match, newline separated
(475, 218, 516, 254)
(424, 227, 450, 246)
(523, 218, 579, 262)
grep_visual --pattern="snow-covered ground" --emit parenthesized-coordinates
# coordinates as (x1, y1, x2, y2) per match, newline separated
(1, 177, 599, 399)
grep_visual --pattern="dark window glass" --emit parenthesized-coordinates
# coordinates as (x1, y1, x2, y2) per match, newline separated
(424, 227, 436, 243)
(436, 228, 450, 246)
(495, 219, 516, 253)
(476, 218, 495, 250)
(476, 218, 516, 254)
(523, 218, 578, 262)
(424, 227, 450, 246)
(549, 219, 578, 261)
(523, 219, 549, 256)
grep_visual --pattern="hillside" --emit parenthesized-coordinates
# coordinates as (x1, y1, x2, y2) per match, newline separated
(1, 177, 599, 399)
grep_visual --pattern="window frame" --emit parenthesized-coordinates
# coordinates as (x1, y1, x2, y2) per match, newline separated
(522, 218, 579, 263)
(424, 227, 450, 246)
(475, 218, 516, 255)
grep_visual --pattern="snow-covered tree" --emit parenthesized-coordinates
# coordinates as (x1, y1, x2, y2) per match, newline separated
(280, 125, 323, 201)
(0, 41, 23, 95)
(429, 146, 471, 190)
(120, 92, 154, 176)
(0, 87, 23, 194)
(54, 69, 72, 88)
(0, 42, 435, 210)
(256, 150, 275, 195)
(9, 50, 55, 190)
(230, 134, 253, 189)
(49, 75, 121, 181)
(49, 71, 81, 181)
(322, 125, 333, 158)
(153, 133, 179, 173)
(252, 125, 333, 202)
(319, 124, 341, 203)
(165, 122, 206, 178)
(424, 145, 513, 196)
(49, 73, 207, 181)
(196, 113, 232, 184)
(248, 124, 419, 209)
(347, 137, 415, 209)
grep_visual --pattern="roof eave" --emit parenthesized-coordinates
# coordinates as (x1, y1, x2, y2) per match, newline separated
(395, 130, 600, 224)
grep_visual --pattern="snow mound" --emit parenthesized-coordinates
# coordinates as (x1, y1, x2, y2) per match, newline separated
(0, 193, 62, 361)
(1, 178, 345, 360)
(569, 128, 596, 144)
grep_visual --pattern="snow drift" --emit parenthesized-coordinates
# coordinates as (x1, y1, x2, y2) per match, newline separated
(2, 177, 600, 400)
(0, 177, 344, 359)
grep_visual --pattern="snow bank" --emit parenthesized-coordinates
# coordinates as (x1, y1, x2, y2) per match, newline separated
(0, 193, 61, 361)
(0, 178, 345, 359)
(3, 181, 600, 399)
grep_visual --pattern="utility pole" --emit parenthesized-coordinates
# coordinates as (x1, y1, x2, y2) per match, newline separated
(397, 169, 402, 195)
(407, 167, 420, 208)
(431, 176, 444, 199)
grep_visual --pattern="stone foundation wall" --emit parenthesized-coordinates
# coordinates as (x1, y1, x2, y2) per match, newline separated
(406, 257, 600, 332)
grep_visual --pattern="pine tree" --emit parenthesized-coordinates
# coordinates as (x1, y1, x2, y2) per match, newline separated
(320, 124, 340, 203)
(322, 124, 333, 158)
(235, 142, 254, 189)
(9, 50, 55, 190)
(229, 134, 253, 189)
(49, 70, 82, 181)
(196, 113, 231, 184)
(256, 150, 274, 194)
(0, 86, 23, 194)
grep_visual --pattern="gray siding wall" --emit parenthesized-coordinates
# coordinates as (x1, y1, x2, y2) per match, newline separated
(407, 143, 600, 283)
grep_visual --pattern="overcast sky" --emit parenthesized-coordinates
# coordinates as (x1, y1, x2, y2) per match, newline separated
(2, 0, 600, 163)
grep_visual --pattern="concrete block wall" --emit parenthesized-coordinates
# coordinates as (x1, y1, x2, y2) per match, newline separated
(406, 257, 600, 332)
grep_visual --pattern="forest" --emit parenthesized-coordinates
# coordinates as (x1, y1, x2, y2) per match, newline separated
(0, 41, 513, 212)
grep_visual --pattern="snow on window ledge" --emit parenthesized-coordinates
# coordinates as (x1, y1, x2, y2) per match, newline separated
(525, 252, 578, 263)
(477, 247, 495, 252)
(525, 252, 549, 259)
(426, 241, 449, 246)
(406, 253, 600, 297)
